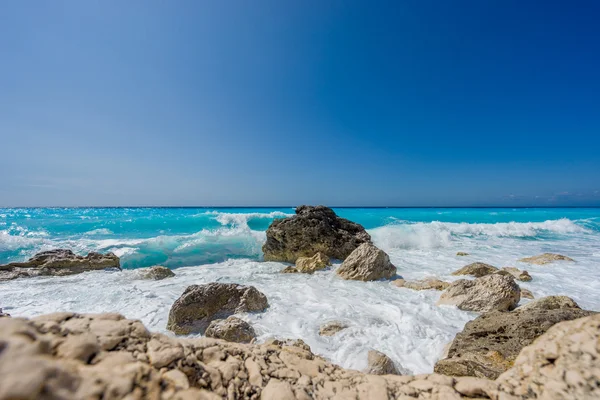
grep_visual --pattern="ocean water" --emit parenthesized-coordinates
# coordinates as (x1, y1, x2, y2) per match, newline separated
(1, 207, 600, 374)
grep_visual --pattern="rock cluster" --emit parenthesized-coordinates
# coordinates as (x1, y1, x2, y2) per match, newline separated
(519, 253, 574, 265)
(434, 296, 595, 379)
(392, 278, 450, 291)
(262, 206, 371, 263)
(336, 243, 396, 281)
(166, 283, 269, 335)
(1, 312, 599, 399)
(437, 274, 521, 312)
(0, 249, 120, 281)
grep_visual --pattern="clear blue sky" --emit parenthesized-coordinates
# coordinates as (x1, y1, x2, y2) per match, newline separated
(1, 0, 599, 207)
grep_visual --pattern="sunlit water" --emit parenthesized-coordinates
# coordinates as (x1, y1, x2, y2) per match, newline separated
(1, 207, 600, 373)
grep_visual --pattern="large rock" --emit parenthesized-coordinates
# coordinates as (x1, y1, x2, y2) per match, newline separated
(392, 278, 450, 291)
(262, 205, 371, 263)
(437, 274, 521, 312)
(452, 262, 498, 278)
(365, 350, 400, 375)
(495, 313, 600, 399)
(281, 252, 331, 274)
(204, 316, 256, 343)
(336, 243, 396, 281)
(0, 249, 120, 280)
(137, 266, 175, 280)
(166, 283, 268, 335)
(434, 299, 595, 379)
(519, 253, 574, 265)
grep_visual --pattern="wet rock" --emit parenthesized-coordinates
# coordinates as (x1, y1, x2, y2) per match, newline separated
(166, 283, 268, 335)
(520, 288, 534, 299)
(204, 316, 256, 343)
(519, 253, 575, 265)
(336, 243, 396, 281)
(456, 252, 469, 256)
(281, 252, 331, 274)
(318, 321, 348, 336)
(262, 205, 371, 263)
(138, 266, 175, 280)
(0, 249, 120, 281)
(365, 350, 400, 375)
(434, 301, 595, 379)
(495, 313, 600, 399)
(516, 295, 580, 311)
(392, 278, 450, 291)
(495, 266, 532, 282)
(437, 274, 520, 312)
(452, 262, 498, 278)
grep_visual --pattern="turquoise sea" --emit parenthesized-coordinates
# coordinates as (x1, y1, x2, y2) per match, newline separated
(2, 207, 600, 374)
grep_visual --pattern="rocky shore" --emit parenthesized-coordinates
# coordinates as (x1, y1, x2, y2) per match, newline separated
(1, 205, 597, 399)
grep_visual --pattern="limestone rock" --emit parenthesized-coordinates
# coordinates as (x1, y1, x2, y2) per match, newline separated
(0, 249, 120, 281)
(495, 266, 532, 282)
(437, 274, 520, 312)
(166, 283, 268, 335)
(138, 266, 175, 280)
(434, 304, 595, 379)
(392, 278, 450, 291)
(521, 288, 534, 299)
(336, 243, 396, 281)
(516, 295, 581, 311)
(204, 316, 256, 343)
(365, 350, 400, 375)
(262, 205, 371, 263)
(519, 253, 575, 265)
(456, 252, 469, 256)
(318, 321, 348, 336)
(452, 262, 498, 278)
(281, 252, 331, 274)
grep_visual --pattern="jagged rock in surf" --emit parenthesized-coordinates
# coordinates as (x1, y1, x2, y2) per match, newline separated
(137, 265, 175, 280)
(262, 205, 371, 263)
(456, 252, 469, 256)
(519, 253, 574, 265)
(0, 249, 120, 281)
(437, 274, 520, 312)
(166, 283, 268, 335)
(336, 243, 396, 281)
(521, 288, 534, 299)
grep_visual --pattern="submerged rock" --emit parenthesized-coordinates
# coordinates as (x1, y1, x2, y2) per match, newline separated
(137, 265, 175, 280)
(516, 295, 580, 311)
(365, 350, 400, 375)
(336, 243, 396, 281)
(495, 266, 532, 282)
(0, 249, 120, 280)
(318, 321, 348, 336)
(456, 252, 469, 256)
(437, 274, 520, 312)
(452, 262, 498, 278)
(204, 316, 256, 343)
(434, 298, 595, 379)
(262, 205, 371, 263)
(166, 283, 268, 335)
(281, 252, 331, 274)
(392, 278, 450, 291)
(519, 253, 575, 265)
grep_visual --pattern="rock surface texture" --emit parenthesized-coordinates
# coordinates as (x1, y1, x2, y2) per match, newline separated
(365, 350, 400, 375)
(392, 278, 450, 291)
(282, 252, 331, 274)
(318, 321, 348, 337)
(336, 243, 396, 281)
(452, 262, 499, 278)
(519, 253, 575, 265)
(1, 312, 599, 399)
(0, 249, 120, 281)
(517, 295, 581, 311)
(434, 297, 595, 379)
(204, 316, 256, 343)
(495, 267, 532, 282)
(167, 283, 268, 335)
(137, 266, 175, 280)
(437, 275, 521, 312)
(262, 206, 371, 263)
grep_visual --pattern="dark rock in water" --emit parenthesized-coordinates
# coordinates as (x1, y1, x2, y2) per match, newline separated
(0, 249, 120, 281)
(434, 298, 596, 379)
(166, 283, 268, 335)
(262, 205, 371, 263)
(336, 243, 396, 281)
(456, 252, 469, 256)
(437, 274, 521, 312)
(205, 316, 256, 343)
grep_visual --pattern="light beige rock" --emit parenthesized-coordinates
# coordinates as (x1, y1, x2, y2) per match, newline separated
(204, 316, 256, 343)
(281, 252, 331, 274)
(495, 266, 532, 282)
(336, 243, 396, 281)
(519, 253, 575, 265)
(516, 295, 580, 312)
(318, 321, 348, 336)
(452, 262, 498, 278)
(437, 274, 520, 312)
(365, 350, 400, 375)
(138, 265, 175, 280)
(393, 278, 450, 291)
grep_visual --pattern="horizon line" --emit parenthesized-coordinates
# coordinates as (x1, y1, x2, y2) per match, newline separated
(1, 205, 600, 209)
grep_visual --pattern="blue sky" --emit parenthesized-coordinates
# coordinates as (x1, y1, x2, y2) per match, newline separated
(1, 0, 599, 207)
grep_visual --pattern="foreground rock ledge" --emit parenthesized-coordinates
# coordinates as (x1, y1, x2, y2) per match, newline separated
(1, 312, 599, 399)
(0, 249, 120, 281)
(262, 205, 371, 263)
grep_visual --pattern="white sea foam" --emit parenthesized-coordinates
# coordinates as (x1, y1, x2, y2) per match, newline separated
(84, 228, 113, 235)
(205, 210, 293, 228)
